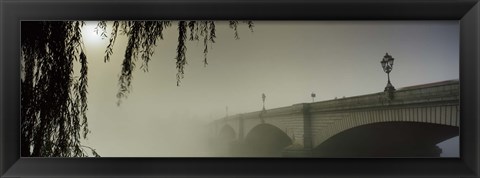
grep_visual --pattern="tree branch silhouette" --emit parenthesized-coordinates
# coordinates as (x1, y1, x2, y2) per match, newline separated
(21, 21, 89, 157)
(21, 20, 253, 157)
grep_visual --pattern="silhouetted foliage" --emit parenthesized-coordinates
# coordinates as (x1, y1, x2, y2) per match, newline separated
(107, 21, 253, 104)
(21, 21, 253, 157)
(21, 21, 97, 157)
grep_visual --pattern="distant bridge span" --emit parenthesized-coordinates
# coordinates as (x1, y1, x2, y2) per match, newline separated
(210, 80, 459, 157)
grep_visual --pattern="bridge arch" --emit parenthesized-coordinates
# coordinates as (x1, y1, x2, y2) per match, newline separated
(241, 123, 293, 157)
(218, 124, 236, 140)
(312, 121, 459, 157)
(242, 115, 297, 142)
(311, 105, 459, 149)
(210, 124, 237, 156)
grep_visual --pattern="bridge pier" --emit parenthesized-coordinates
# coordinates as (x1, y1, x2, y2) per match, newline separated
(282, 143, 313, 157)
(282, 103, 314, 157)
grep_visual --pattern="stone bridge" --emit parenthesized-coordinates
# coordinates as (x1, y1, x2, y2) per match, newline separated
(209, 80, 459, 157)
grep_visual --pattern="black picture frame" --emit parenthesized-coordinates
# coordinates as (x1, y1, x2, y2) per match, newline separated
(1, 0, 479, 177)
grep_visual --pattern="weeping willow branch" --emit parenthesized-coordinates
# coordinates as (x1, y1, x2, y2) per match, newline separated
(176, 21, 188, 86)
(104, 21, 119, 62)
(20, 20, 254, 157)
(21, 21, 91, 157)
(108, 21, 252, 104)
(79, 145, 101, 157)
(229, 21, 239, 39)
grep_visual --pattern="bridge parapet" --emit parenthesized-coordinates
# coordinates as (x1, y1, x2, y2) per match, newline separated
(309, 80, 459, 113)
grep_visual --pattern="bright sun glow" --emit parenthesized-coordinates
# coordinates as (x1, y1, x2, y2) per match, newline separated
(82, 21, 105, 45)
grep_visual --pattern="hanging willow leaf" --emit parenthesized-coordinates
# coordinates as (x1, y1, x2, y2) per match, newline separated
(229, 21, 239, 39)
(244, 21, 255, 32)
(104, 21, 119, 62)
(176, 21, 188, 86)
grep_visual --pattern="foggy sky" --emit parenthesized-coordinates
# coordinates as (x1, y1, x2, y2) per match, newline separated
(79, 21, 459, 157)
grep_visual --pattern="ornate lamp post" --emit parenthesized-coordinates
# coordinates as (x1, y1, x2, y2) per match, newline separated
(262, 93, 266, 111)
(381, 53, 396, 93)
(311, 92, 316, 102)
(226, 106, 229, 118)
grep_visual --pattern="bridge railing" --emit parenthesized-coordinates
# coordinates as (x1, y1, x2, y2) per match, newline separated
(308, 80, 459, 113)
